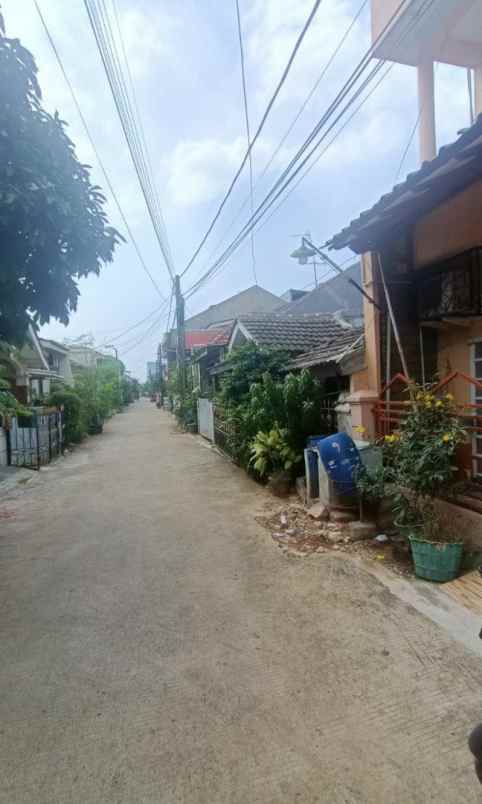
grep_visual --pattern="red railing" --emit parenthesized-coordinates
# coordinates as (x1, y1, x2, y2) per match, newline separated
(373, 372, 482, 477)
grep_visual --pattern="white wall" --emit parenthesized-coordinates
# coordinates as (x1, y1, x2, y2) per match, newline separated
(0, 427, 8, 466)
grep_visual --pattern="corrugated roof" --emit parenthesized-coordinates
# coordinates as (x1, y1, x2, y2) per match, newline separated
(328, 114, 482, 253)
(236, 312, 354, 353)
(288, 331, 364, 370)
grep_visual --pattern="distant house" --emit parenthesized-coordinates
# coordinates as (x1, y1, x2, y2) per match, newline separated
(206, 312, 364, 395)
(184, 285, 283, 330)
(12, 327, 72, 403)
(190, 328, 232, 396)
(39, 339, 73, 386)
(227, 312, 355, 354)
(163, 327, 231, 378)
(162, 285, 284, 378)
(279, 263, 363, 323)
(67, 345, 123, 376)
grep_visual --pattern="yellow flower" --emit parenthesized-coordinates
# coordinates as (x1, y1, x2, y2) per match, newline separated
(384, 434, 396, 443)
(436, 400, 443, 408)
(442, 434, 451, 443)
(446, 393, 454, 401)
(425, 400, 432, 408)
(354, 425, 367, 434)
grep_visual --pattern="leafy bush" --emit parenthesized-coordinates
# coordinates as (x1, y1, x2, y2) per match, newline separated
(362, 385, 467, 538)
(218, 363, 322, 471)
(250, 427, 302, 478)
(47, 386, 83, 444)
(217, 343, 289, 407)
(73, 365, 121, 435)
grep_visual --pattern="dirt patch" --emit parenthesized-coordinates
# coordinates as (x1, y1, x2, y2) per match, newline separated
(255, 496, 414, 576)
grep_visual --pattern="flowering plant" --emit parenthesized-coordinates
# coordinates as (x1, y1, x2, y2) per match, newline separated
(385, 385, 467, 537)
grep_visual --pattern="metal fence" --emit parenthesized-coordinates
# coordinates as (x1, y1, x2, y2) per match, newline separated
(197, 398, 215, 442)
(7, 409, 63, 469)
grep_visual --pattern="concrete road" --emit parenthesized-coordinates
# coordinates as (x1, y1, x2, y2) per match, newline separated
(1, 401, 481, 803)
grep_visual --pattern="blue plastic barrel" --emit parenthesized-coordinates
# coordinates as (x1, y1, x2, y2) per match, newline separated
(317, 432, 361, 496)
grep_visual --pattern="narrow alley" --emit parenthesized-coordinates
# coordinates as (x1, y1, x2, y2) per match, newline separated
(1, 401, 481, 803)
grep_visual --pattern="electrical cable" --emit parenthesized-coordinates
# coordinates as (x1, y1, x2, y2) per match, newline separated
(185, 58, 387, 299)
(98, 303, 167, 347)
(184, 0, 437, 299)
(33, 0, 167, 302)
(234, 0, 257, 285)
(180, 0, 324, 278)
(119, 300, 171, 355)
(196, 0, 367, 281)
(83, 0, 175, 281)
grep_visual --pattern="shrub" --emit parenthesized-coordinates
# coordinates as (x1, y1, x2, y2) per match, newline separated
(47, 386, 83, 444)
(367, 385, 468, 536)
(250, 427, 302, 478)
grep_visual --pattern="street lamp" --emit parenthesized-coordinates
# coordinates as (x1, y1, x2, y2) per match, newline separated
(290, 234, 380, 309)
(290, 230, 320, 286)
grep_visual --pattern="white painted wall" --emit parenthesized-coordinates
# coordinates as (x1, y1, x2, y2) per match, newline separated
(0, 427, 8, 466)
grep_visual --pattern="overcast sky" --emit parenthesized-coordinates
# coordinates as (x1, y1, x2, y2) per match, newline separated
(3, 0, 472, 378)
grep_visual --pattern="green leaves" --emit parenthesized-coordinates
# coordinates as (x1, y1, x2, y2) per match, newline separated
(249, 426, 302, 478)
(0, 24, 122, 343)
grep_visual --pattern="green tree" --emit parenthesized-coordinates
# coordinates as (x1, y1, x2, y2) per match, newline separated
(0, 16, 122, 343)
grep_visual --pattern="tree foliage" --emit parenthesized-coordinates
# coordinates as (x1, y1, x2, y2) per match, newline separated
(217, 343, 289, 407)
(0, 17, 122, 343)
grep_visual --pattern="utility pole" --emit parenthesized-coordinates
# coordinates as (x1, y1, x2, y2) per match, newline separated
(174, 275, 186, 404)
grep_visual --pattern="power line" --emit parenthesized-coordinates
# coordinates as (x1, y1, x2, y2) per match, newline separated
(234, 0, 257, 285)
(98, 303, 167, 347)
(33, 0, 167, 302)
(259, 63, 395, 234)
(184, 0, 436, 300)
(185, 0, 368, 296)
(111, 0, 175, 272)
(180, 0, 324, 278)
(185, 58, 387, 299)
(83, 0, 175, 281)
(393, 107, 423, 183)
(119, 299, 171, 356)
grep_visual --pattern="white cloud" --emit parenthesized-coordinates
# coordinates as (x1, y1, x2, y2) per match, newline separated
(166, 137, 247, 207)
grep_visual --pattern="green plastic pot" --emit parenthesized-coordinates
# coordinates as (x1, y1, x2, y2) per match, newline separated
(409, 535, 463, 582)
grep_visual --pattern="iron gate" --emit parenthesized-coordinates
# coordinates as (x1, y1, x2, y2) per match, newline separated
(7, 410, 63, 469)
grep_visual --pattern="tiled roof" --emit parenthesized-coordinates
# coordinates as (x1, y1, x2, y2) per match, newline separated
(237, 312, 354, 353)
(327, 114, 482, 253)
(184, 329, 229, 350)
(288, 330, 364, 370)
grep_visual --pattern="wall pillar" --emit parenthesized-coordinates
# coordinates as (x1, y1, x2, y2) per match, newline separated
(361, 252, 382, 394)
(417, 60, 437, 163)
(345, 391, 379, 442)
(474, 65, 482, 118)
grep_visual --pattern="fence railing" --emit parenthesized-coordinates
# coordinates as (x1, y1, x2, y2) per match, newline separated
(6, 408, 63, 469)
(373, 372, 482, 479)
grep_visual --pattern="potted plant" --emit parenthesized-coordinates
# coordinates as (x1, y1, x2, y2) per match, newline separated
(386, 387, 466, 582)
